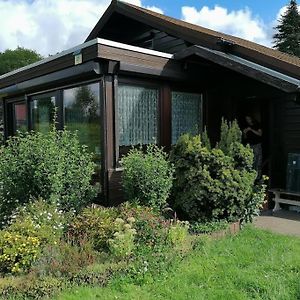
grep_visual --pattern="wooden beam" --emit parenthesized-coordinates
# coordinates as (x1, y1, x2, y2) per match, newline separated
(175, 46, 300, 93)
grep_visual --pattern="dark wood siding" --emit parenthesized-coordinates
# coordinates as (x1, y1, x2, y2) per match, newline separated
(271, 98, 300, 188)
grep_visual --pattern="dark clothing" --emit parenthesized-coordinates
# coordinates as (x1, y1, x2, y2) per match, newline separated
(250, 143, 262, 179)
(244, 124, 262, 145)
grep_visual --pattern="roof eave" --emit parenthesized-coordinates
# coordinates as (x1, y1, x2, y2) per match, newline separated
(175, 45, 300, 93)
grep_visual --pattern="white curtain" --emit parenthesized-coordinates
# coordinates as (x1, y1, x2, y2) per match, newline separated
(118, 85, 158, 146)
(172, 91, 202, 144)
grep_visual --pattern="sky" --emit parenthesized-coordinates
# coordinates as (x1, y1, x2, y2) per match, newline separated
(0, 0, 293, 56)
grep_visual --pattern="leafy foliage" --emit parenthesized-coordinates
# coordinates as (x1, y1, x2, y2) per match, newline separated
(0, 129, 96, 226)
(273, 0, 300, 57)
(0, 231, 40, 274)
(0, 275, 67, 300)
(170, 118, 264, 223)
(119, 203, 169, 248)
(0, 47, 42, 75)
(67, 206, 118, 252)
(201, 127, 211, 150)
(0, 199, 70, 274)
(218, 118, 242, 155)
(189, 220, 229, 234)
(32, 240, 98, 278)
(242, 177, 268, 223)
(108, 217, 136, 258)
(8, 199, 67, 244)
(167, 220, 190, 246)
(121, 144, 174, 209)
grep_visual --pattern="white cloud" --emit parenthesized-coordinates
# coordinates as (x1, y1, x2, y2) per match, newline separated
(181, 5, 272, 47)
(146, 6, 164, 14)
(124, 0, 164, 14)
(0, 0, 163, 56)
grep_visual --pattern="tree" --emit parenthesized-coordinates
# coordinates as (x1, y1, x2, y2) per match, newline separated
(273, 0, 300, 57)
(0, 47, 43, 75)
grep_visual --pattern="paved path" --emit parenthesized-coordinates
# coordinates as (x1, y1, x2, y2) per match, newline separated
(254, 210, 300, 237)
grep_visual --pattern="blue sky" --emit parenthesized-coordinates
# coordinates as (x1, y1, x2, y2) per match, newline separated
(0, 0, 292, 55)
(144, 0, 288, 22)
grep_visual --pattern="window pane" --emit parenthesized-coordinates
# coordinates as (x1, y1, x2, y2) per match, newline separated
(118, 85, 158, 152)
(63, 83, 101, 155)
(172, 92, 202, 144)
(31, 95, 56, 133)
(14, 103, 27, 133)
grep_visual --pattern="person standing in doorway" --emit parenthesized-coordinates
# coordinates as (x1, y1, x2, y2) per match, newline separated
(243, 115, 263, 179)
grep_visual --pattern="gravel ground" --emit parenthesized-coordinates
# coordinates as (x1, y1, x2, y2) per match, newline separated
(254, 209, 300, 237)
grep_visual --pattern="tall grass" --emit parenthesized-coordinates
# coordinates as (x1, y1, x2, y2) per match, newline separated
(56, 226, 300, 300)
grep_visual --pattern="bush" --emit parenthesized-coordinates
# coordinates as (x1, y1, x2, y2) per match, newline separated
(167, 220, 189, 246)
(243, 177, 268, 223)
(32, 240, 98, 278)
(0, 199, 69, 274)
(218, 118, 242, 155)
(67, 206, 118, 252)
(121, 144, 174, 209)
(119, 203, 169, 249)
(189, 220, 229, 234)
(8, 199, 67, 244)
(0, 275, 67, 300)
(108, 217, 136, 258)
(170, 133, 257, 222)
(0, 129, 96, 226)
(0, 231, 40, 274)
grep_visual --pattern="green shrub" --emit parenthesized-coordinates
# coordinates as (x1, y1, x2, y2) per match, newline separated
(243, 176, 268, 223)
(119, 203, 169, 248)
(0, 275, 67, 299)
(0, 129, 96, 226)
(0, 231, 40, 274)
(170, 133, 257, 222)
(70, 262, 125, 286)
(121, 144, 174, 209)
(67, 206, 118, 251)
(32, 240, 98, 278)
(189, 220, 229, 234)
(0, 199, 70, 275)
(201, 127, 211, 150)
(108, 217, 136, 258)
(8, 199, 67, 244)
(167, 220, 190, 246)
(218, 118, 242, 155)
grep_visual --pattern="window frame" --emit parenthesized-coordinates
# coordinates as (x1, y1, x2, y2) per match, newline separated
(4, 97, 27, 137)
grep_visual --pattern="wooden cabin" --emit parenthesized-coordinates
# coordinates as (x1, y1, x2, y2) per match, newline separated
(1, 0, 300, 205)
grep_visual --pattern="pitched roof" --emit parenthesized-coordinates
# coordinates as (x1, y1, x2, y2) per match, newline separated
(87, 0, 300, 80)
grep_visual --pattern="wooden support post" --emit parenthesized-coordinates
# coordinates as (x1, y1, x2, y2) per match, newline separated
(273, 191, 281, 213)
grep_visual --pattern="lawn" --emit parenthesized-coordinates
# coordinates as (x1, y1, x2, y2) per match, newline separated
(56, 226, 300, 300)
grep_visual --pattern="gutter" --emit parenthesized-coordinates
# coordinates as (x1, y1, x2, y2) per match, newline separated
(0, 61, 101, 97)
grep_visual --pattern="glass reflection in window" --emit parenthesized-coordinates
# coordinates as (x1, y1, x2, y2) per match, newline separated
(31, 95, 56, 133)
(63, 83, 101, 155)
(14, 103, 27, 133)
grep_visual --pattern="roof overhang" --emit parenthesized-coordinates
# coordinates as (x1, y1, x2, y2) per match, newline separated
(175, 45, 300, 93)
(0, 61, 101, 98)
(0, 38, 173, 82)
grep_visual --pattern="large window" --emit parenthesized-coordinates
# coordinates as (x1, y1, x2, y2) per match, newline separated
(63, 83, 101, 154)
(118, 84, 159, 156)
(172, 91, 203, 144)
(31, 94, 56, 133)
